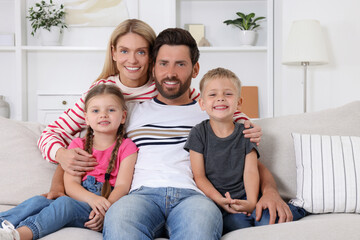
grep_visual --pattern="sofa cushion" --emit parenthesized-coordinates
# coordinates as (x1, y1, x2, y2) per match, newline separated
(0, 117, 56, 206)
(254, 101, 360, 201)
(290, 133, 360, 213)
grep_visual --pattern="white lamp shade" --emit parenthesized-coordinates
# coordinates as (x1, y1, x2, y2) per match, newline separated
(282, 19, 329, 65)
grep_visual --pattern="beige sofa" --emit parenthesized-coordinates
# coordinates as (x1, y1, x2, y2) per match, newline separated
(1, 101, 360, 240)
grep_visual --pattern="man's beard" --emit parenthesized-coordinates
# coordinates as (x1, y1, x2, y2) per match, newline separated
(154, 73, 192, 100)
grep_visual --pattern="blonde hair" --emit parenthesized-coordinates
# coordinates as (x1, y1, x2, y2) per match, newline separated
(199, 67, 242, 97)
(84, 84, 127, 198)
(95, 19, 156, 82)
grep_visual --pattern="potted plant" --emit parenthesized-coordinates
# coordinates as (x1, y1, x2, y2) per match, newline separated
(27, 0, 68, 46)
(224, 12, 266, 46)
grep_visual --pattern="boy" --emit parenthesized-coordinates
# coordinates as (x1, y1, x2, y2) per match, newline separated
(184, 67, 260, 234)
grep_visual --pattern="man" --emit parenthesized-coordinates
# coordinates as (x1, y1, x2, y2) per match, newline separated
(103, 28, 292, 239)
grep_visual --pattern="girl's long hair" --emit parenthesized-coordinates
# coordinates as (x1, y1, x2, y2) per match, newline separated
(84, 84, 127, 198)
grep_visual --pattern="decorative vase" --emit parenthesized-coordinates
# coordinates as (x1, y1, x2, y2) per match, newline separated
(40, 26, 62, 46)
(0, 95, 10, 118)
(239, 30, 257, 46)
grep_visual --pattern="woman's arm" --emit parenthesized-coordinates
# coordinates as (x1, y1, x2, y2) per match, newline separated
(256, 161, 293, 224)
(41, 165, 66, 199)
(190, 150, 237, 214)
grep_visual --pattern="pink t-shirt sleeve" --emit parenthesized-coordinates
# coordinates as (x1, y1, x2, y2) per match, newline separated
(68, 138, 84, 150)
(117, 138, 138, 163)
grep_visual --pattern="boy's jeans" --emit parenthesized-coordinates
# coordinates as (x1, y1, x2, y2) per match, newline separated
(0, 176, 102, 239)
(103, 186, 223, 240)
(222, 202, 309, 235)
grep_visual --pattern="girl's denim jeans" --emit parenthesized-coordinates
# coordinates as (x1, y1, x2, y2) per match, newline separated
(0, 176, 102, 239)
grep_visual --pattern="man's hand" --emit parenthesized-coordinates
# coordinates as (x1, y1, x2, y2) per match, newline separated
(255, 190, 293, 224)
(56, 147, 97, 176)
(243, 121, 262, 145)
(85, 210, 104, 232)
(41, 191, 65, 200)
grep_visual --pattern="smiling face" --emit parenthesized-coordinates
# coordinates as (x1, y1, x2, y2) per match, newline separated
(199, 77, 241, 122)
(85, 93, 126, 136)
(112, 32, 150, 88)
(153, 44, 199, 105)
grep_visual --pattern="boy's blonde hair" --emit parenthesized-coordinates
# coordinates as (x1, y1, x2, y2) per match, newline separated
(199, 67, 241, 97)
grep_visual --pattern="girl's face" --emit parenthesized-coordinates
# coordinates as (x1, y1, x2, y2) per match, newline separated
(85, 94, 126, 136)
(199, 77, 241, 122)
(112, 32, 150, 88)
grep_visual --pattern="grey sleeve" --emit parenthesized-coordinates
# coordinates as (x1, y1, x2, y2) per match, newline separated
(245, 138, 260, 159)
(184, 126, 204, 154)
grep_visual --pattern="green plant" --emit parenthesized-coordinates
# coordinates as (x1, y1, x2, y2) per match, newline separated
(27, 0, 67, 36)
(224, 12, 265, 31)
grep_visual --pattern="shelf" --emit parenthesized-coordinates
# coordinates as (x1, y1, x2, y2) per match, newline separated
(199, 46, 267, 52)
(0, 46, 15, 51)
(22, 46, 107, 52)
(12, 46, 266, 53)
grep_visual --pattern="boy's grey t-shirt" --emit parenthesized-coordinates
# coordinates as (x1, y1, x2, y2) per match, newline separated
(184, 119, 259, 199)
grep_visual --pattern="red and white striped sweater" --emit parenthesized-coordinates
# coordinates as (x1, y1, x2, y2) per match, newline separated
(37, 75, 249, 163)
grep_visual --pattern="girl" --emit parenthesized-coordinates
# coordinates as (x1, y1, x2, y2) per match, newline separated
(0, 84, 138, 240)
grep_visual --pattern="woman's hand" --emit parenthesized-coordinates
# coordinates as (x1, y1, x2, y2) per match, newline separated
(56, 147, 98, 176)
(243, 121, 262, 145)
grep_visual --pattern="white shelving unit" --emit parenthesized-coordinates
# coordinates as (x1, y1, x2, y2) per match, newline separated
(0, 0, 273, 122)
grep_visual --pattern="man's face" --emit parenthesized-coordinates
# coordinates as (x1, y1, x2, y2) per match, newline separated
(153, 45, 199, 104)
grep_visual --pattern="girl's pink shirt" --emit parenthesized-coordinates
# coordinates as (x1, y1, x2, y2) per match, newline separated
(68, 137, 138, 186)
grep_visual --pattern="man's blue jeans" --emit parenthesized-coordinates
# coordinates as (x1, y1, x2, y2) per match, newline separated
(222, 202, 309, 235)
(0, 176, 102, 239)
(103, 186, 223, 240)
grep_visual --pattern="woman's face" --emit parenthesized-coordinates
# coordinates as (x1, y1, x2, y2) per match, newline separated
(112, 32, 150, 88)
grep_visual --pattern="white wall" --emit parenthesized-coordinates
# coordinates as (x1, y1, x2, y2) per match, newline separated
(274, 0, 360, 116)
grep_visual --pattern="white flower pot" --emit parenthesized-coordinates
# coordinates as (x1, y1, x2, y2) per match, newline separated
(239, 30, 257, 46)
(40, 27, 62, 46)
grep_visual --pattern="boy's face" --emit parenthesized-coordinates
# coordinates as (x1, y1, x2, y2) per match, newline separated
(199, 77, 241, 122)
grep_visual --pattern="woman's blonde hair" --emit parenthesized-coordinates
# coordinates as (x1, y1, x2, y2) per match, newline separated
(84, 84, 127, 198)
(95, 19, 156, 82)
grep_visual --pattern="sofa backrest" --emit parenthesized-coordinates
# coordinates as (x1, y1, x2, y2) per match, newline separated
(255, 101, 360, 200)
(0, 117, 55, 206)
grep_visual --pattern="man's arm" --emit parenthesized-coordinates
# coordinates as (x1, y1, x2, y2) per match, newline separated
(256, 161, 293, 224)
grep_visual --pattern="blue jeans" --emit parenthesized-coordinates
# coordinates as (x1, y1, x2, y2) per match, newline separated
(103, 186, 222, 240)
(222, 202, 308, 235)
(0, 176, 102, 239)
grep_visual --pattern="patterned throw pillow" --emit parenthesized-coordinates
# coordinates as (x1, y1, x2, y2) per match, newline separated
(290, 133, 360, 213)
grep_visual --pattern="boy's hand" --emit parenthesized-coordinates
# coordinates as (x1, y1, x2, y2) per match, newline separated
(88, 195, 111, 216)
(225, 192, 255, 214)
(85, 210, 104, 232)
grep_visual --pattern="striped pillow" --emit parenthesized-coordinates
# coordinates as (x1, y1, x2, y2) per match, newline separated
(290, 133, 360, 213)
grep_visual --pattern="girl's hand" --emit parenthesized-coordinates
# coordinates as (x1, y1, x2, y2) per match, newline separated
(85, 210, 104, 232)
(88, 195, 111, 216)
